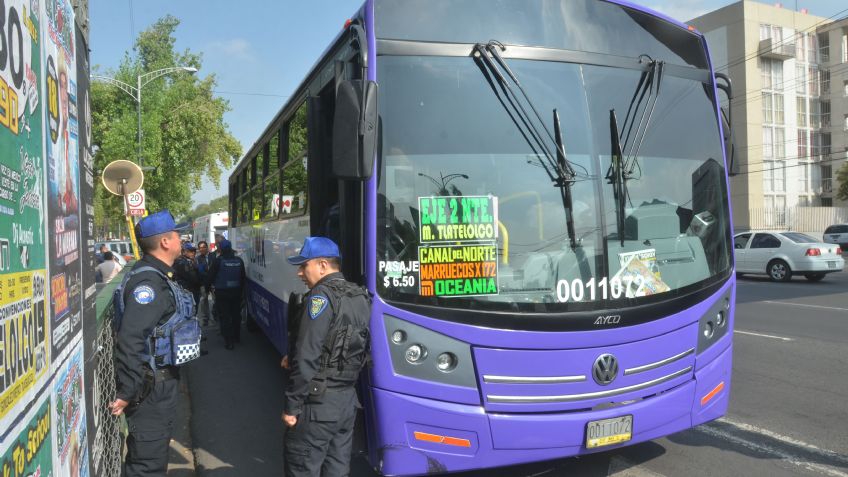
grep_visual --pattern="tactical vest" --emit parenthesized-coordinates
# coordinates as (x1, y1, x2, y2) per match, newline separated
(311, 279, 372, 390)
(113, 266, 202, 369)
(214, 257, 243, 289)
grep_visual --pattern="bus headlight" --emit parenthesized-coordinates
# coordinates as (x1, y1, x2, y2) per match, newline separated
(436, 352, 458, 372)
(697, 288, 732, 354)
(384, 315, 477, 389)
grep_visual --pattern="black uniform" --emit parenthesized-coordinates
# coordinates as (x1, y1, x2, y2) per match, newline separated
(284, 272, 371, 477)
(206, 249, 246, 347)
(114, 255, 181, 477)
(173, 255, 202, 305)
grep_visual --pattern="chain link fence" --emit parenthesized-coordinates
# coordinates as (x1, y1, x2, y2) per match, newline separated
(88, 288, 125, 477)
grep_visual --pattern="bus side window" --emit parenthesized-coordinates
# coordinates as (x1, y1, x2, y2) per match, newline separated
(280, 103, 308, 219)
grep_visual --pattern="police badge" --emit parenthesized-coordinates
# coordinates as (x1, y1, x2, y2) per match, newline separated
(309, 295, 328, 319)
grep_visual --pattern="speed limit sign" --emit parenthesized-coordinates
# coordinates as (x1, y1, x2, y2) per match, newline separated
(126, 189, 146, 216)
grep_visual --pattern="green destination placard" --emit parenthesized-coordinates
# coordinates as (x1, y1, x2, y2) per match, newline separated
(418, 243, 498, 297)
(418, 195, 498, 243)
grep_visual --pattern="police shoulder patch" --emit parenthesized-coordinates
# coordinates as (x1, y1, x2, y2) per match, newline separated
(309, 295, 329, 319)
(133, 285, 156, 304)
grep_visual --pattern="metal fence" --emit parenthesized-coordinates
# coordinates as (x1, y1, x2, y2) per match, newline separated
(746, 206, 848, 232)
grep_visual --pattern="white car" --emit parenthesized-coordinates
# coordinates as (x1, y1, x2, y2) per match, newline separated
(734, 231, 844, 282)
(822, 224, 848, 249)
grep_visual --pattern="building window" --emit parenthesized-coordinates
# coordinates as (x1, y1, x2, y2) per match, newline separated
(797, 97, 807, 127)
(774, 94, 784, 124)
(820, 100, 830, 127)
(762, 93, 773, 123)
(796, 64, 806, 94)
(842, 32, 847, 63)
(811, 100, 822, 128)
(799, 196, 810, 206)
(819, 33, 830, 63)
(774, 127, 785, 158)
(796, 32, 806, 62)
(807, 33, 817, 63)
(800, 163, 809, 193)
(764, 162, 773, 192)
(820, 69, 830, 94)
(822, 132, 831, 157)
(808, 65, 819, 96)
(822, 197, 833, 207)
(812, 131, 821, 159)
(774, 161, 786, 192)
(763, 127, 774, 159)
(797, 129, 808, 158)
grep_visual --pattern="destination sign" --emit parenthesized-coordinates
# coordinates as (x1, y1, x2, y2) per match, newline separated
(419, 195, 498, 243)
(418, 243, 498, 297)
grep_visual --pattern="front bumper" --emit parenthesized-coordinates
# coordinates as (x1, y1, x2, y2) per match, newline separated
(370, 344, 732, 476)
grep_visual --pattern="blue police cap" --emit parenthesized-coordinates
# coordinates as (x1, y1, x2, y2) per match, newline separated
(183, 242, 196, 251)
(287, 237, 340, 265)
(219, 239, 233, 250)
(136, 210, 188, 238)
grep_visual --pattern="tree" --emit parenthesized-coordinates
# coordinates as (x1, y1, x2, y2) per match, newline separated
(92, 15, 241, 233)
(182, 195, 229, 223)
(837, 162, 848, 202)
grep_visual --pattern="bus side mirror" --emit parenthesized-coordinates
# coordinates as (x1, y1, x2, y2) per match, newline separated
(715, 73, 738, 176)
(333, 79, 378, 180)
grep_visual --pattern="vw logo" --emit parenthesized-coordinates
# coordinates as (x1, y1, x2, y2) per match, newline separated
(593, 354, 619, 386)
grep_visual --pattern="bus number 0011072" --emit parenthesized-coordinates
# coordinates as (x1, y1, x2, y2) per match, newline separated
(555, 276, 646, 302)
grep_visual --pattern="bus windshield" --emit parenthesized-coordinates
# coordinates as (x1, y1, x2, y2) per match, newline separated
(376, 54, 732, 314)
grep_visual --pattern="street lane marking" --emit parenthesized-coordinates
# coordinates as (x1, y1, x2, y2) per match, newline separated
(763, 301, 848, 312)
(698, 418, 848, 477)
(734, 330, 793, 341)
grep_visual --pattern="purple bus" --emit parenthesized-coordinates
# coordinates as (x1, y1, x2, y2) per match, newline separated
(229, 0, 736, 474)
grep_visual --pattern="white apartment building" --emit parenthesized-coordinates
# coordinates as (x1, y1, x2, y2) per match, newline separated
(689, 1, 847, 231)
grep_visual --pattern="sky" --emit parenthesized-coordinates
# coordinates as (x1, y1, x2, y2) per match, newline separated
(89, 0, 847, 206)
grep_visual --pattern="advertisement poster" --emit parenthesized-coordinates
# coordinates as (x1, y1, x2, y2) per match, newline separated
(0, 0, 49, 427)
(1, 397, 54, 477)
(44, 0, 81, 361)
(52, 346, 90, 477)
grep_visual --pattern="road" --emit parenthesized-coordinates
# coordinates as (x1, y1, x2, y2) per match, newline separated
(181, 268, 848, 476)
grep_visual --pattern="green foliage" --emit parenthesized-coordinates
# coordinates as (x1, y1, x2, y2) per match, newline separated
(182, 195, 229, 222)
(837, 162, 848, 202)
(92, 15, 242, 231)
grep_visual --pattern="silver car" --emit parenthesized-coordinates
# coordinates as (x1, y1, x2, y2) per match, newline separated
(822, 224, 848, 249)
(734, 231, 844, 282)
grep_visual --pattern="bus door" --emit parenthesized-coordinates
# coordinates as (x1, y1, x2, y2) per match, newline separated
(307, 38, 368, 283)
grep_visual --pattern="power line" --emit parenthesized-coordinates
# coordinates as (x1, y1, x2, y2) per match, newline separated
(734, 150, 847, 176)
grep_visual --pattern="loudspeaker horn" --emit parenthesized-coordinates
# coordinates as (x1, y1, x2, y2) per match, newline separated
(101, 160, 144, 196)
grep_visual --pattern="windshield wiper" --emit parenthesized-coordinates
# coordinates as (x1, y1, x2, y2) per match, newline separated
(606, 56, 665, 246)
(473, 41, 578, 248)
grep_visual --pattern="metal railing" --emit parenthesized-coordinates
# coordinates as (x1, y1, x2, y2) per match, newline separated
(746, 206, 848, 232)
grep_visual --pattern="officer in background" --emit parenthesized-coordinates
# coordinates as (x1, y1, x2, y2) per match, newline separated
(174, 242, 202, 306)
(109, 210, 194, 477)
(206, 239, 245, 349)
(282, 237, 371, 477)
(195, 241, 213, 326)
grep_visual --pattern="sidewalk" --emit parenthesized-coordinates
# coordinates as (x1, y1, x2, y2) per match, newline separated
(173, 321, 287, 476)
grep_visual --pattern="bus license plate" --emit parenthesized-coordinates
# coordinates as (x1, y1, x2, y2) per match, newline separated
(585, 415, 633, 449)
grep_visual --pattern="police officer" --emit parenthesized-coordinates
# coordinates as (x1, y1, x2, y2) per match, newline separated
(195, 241, 213, 326)
(174, 242, 202, 306)
(282, 236, 371, 477)
(110, 210, 199, 477)
(206, 239, 245, 349)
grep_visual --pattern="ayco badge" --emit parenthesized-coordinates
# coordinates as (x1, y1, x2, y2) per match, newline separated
(309, 296, 329, 319)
